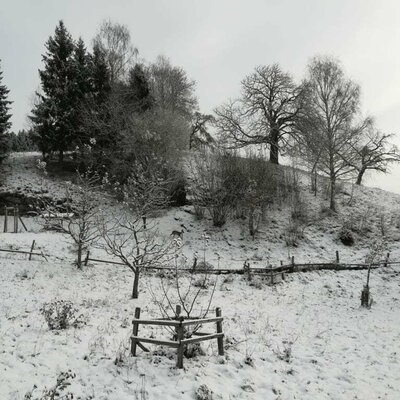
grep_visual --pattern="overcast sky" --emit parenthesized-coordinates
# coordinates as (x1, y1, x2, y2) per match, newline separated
(1, 0, 400, 192)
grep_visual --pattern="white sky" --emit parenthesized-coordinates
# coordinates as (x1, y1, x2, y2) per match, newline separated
(1, 0, 400, 192)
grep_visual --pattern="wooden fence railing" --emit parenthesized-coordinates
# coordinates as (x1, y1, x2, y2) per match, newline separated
(131, 305, 224, 369)
(3, 206, 28, 233)
(85, 252, 398, 275)
(0, 240, 48, 261)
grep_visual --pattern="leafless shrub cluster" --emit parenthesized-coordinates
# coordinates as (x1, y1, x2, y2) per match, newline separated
(40, 300, 85, 330)
(188, 148, 300, 238)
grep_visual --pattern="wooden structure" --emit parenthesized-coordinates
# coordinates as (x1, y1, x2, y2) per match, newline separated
(3, 206, 27, 233)
(85, 251, 398, 277)
(131, 306, 224, 369)
(0, 240, 48, 261)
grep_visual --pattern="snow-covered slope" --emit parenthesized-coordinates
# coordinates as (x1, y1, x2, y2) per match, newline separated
(1, 153, 400, 399)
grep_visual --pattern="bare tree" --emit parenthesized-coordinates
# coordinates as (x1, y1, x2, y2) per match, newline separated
(347, 127, 400, 185)
(93, 20, 138, 84)
(215, 64, 305, 164)
(41, 170, 102, 268)
(99, 208, 173, 299)
(297, 56, 362, 211)
(149, 55, 198, 118)
(189, 112, 215, 150)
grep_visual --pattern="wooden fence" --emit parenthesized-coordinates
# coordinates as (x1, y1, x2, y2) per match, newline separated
(3, 206, 28, 233)
(0, 240, 48, 261)
(84, 249, 398, 279)
(131, 305, 224, 369)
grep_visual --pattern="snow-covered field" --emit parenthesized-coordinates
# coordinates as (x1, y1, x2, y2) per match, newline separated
(1, 153, 400, 399)
(1, 230, 399, 399)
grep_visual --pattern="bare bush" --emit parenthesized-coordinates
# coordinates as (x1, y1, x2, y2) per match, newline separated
(40, 300, 85, 330)
(149, 254, 217, 350)
(24, 370, 84, 400)
(39, 169, 102, 268)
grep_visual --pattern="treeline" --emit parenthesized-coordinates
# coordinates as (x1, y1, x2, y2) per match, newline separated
(28, 20, 213, 202)
(215, 59, 400, 211)
(1, 19, 400, 214)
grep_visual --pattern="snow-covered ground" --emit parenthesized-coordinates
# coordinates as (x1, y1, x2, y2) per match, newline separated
(1, 153, 400, 399)
(1, 231, 399, 399)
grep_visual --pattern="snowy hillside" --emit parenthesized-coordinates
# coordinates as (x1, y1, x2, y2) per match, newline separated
(1, 153, 400, 399)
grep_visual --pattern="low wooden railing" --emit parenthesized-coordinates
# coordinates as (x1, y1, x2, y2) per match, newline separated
(131, 306, 224, 369)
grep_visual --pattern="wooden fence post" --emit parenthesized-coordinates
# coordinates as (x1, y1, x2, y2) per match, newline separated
(84, 251, 90, 266)
(19, 215, 28, 232)
(216, 307, 224, 356)
(4, 206, 7, 233)
(291, 256, 295, 271)
(14, 207, 19, 233)
(384, 252, 390, 267)
(176, 318, 185, 369)
(131, 307, 141, 356)
(270, 268, 274, 285)
(336, 250, 340, 264)
(29, 240, 36, 261)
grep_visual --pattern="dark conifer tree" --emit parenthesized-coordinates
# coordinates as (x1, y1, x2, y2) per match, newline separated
(0, 60, 12, 161)
(30, 20, 76, 162)
(89, 43, 111, 105)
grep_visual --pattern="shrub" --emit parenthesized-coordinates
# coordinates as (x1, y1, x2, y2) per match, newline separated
(24, 370, 79, 400)
(195, 384, 213, 400)
(40, 300, 84, 330)
(284, 219, 303, 247)
(339, 227, 354, 246)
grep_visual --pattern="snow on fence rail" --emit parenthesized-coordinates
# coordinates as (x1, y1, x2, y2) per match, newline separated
(131, 305, 224, 369)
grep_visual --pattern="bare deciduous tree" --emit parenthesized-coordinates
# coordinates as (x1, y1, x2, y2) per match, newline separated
(347, 127, 400, 185)
(215, 64, 305, 164)
(100, 208, 174, 299)
(41, 170, 102, 268)
(189, 112, 215, 150)
(93, 20, 138, 84)
(297, 56, 362, 211)
(149, 55, 198, 118)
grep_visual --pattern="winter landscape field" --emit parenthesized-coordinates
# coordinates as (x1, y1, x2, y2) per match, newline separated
(2, 2, 400, 399)
(0, 153, 400, 400)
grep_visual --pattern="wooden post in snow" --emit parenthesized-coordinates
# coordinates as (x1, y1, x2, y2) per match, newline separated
(336, 250, 340, 264)
(176, 316, 185, 369)
(29, 240, 36, 261)
(131, 307, 141, 356)
(4, 206, 7, 233)
(14, 207, 19, 233)
(384, 252, 390, 267)
(84, 251, 90, 266)
(216, 307, 224, 356)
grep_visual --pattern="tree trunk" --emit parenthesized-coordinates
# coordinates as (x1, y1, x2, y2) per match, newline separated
(330, 177, 336, 212)
(142, 215, 147, 230)
(269, 129, 279, 165)
(132, 269, 140, 299)
(58, 149, 64, 163)
(356, 167, 366, 185)
(248, 207, 255, 239)
(77, 241, 82, 269)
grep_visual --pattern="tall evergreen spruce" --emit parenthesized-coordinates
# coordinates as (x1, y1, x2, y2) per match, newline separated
(89, 43, 111, 105)
(30, 21, 76, 162)
(0, 60, 12, 161)
(71, 37, 92, 145)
